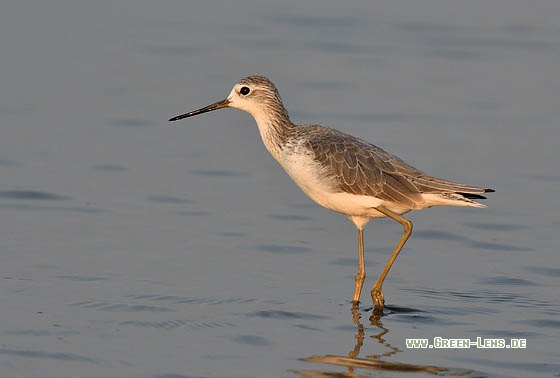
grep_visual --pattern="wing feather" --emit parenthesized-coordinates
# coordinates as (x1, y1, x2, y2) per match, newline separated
(301, 125, 489, 207)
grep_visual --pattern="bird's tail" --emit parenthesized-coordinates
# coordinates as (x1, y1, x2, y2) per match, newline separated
(422, 188, 494, 208)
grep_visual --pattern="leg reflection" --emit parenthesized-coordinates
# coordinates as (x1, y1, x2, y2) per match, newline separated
(349, 303, 400, 361)
(367, 310, 401, 359)
(296, 304, 472, 377)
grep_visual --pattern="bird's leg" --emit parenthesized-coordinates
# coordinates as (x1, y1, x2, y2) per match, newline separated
(371, 206, 413, 314)
(353, 228, 366, 303)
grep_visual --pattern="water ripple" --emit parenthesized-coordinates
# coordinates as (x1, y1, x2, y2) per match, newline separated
(147, 195, 195, 204)
(525, 266, 560, 277)
(423, 37, 558, 52)
(57, 275, 107, 282)
(391, 314, 468, 326)
(247, 310, 327, 320)
(0, 204, 104, 213)
(0, 348, 97, 363)
(70, 301, 173, 312)
(6, 329, 79, 337)
(0, 190, 69, 201)
(414, 230, 531, 251)
(119, 319, 234, 330)
(520, 319, 560, 329)
(126, 294, 257, 305)
(119, 320, 186, 329)
(479, 276, 537, 286)
(233, 334, 273, 346)
(264, 11, 367, 29)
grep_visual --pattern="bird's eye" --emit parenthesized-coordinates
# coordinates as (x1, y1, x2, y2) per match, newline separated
(240, 86, 251, 96)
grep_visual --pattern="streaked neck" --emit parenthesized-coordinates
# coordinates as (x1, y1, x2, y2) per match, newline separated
(251, 103, 295, 160)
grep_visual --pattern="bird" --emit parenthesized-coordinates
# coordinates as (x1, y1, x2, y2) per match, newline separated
(169, 75, 493, 314)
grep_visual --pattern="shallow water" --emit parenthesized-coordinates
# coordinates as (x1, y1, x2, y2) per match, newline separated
(1, 1, 559, 377)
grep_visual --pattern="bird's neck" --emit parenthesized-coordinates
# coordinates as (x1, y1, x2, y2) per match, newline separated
(251, 105, 295, 161)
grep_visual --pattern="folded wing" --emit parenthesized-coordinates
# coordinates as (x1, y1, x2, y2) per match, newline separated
(303, 126, 492, 208)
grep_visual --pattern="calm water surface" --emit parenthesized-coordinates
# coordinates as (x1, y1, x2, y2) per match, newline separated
(1, 1, 559, 377)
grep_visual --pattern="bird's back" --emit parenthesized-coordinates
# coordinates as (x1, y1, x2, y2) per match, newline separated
(287, 125, 492, 211)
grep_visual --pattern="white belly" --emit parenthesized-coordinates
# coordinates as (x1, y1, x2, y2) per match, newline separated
(277, 149, 387, 217)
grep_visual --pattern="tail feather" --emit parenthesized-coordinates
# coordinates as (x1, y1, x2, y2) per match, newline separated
(457, 188, 494, 200)
(458, 192, 487, 200)
(410, 175, 490, 194)
(421, 187, 494, 209)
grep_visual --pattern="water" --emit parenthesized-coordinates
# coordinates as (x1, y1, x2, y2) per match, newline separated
(1, 1, 559, 377)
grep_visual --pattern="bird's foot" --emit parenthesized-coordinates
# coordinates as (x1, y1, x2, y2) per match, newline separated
(371, 288, 385, 315)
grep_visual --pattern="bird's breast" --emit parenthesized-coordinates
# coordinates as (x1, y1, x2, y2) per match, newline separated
(277, 145, 385, 216)
(278, 146, 336, 202)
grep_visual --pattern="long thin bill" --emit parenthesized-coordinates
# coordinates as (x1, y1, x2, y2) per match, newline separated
(169, 98, 230, 122)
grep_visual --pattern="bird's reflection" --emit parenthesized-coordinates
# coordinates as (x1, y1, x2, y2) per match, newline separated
(293, 305, 473, 377)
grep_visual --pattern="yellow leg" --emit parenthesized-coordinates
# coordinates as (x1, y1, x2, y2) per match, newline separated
(371, 206, 413, 314)
(352, 228, 366, 303)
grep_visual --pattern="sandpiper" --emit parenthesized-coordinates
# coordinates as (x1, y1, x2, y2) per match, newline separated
(169, 75, 493, 314)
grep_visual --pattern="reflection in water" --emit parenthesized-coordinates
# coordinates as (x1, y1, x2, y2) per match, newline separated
(294, 305, 474, 377)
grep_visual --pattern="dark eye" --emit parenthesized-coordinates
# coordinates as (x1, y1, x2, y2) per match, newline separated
(240, 86, 250, 95)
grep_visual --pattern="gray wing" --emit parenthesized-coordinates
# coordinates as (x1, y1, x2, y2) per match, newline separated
(302, 126, 489, 207)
